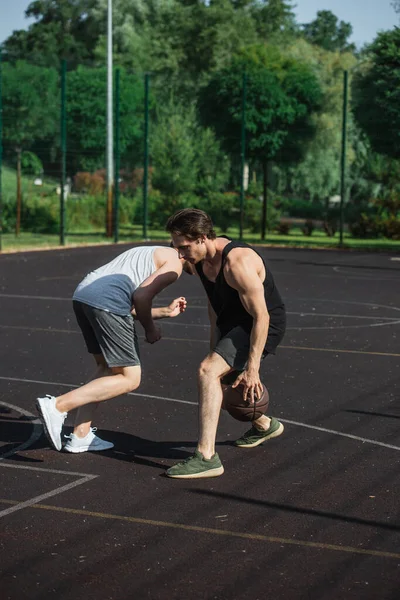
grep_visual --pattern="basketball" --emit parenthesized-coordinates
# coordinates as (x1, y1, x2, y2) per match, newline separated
(223, 383, 269, 422)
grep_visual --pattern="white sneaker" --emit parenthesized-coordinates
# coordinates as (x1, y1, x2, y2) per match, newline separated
(36, 395, 67, 451)
(64, 428, 114, 453)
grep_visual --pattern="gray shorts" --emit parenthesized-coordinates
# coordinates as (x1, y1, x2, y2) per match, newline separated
(73, 301, 141, 368)
(214, 326, 268, 385)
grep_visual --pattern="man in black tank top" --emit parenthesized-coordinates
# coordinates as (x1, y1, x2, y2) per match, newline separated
(165, 209, 286, 479)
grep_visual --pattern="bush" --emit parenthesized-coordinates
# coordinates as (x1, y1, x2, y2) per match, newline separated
(381, 217, 400, 240)
(275, 221, 291, 235)
(21, 195, 59, 233)
(323, 219, 337, 237)
(21, 151, 43, 176)
(302, 219, 315, 236)
(73, 171, 105, 195)
(202, 192, 240, 232)
(281, 198, 325, 220)
(348, 214, 383, 239)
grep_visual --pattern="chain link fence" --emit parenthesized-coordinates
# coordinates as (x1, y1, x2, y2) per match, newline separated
(0, 55, 399, 252)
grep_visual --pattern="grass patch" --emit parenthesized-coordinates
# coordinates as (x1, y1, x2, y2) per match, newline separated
(1, 165, 56, 200)
(2, 224, 399, 253)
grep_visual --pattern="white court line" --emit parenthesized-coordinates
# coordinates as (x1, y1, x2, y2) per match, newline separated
(0, 293, 70, 301)
(1, 376, 399, 452)
(0, 471, 97, 518)
(0, 401, 98, 519)
(0, 401, 42, 460)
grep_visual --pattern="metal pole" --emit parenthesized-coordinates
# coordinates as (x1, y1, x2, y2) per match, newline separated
(239, 72, 247, 241)
(113, 68, 120, 243)
(143, 73, 150, 240)
(60, 59, 67, 246)
(339, 70, 348, 247)
(106, 0, 114, 237)
(0, 50, 3, 252)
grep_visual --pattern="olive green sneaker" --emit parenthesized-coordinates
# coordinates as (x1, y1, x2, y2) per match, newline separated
(166, 449, 224, 479)
(235, 417, 284, 448)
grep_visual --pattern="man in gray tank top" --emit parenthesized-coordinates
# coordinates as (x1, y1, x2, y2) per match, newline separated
(36, 245, 186, 454)
(165, 209, 285, 479)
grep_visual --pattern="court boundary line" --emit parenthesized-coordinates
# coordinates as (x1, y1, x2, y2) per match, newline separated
(0, 498, 399, 560)
(0, 401, 98, 519)
(0, 328, 399, 356)
(1, 377, 400, 452)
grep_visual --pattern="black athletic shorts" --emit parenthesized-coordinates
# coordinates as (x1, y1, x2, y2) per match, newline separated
(213, 326, 269, 386)
(73, 301, 141, 368)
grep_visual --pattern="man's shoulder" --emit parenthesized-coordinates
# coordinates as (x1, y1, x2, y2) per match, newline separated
(153, 246, 182, 268)
(225, 246, 260, 267)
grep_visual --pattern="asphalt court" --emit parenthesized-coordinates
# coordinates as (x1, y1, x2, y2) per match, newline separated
(0, 243, 400, 600)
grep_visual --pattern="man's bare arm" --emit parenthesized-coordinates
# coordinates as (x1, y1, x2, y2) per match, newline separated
(224, 252, 269, 401)
(207, 300, 218, 351)
(133, 254, 182, 342)
(131, 297, 187, 320)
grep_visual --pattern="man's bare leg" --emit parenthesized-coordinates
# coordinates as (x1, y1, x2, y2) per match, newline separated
(252, 414, 271, 430)
(197, 353, 232, 459)
(72, 354, 111, 438)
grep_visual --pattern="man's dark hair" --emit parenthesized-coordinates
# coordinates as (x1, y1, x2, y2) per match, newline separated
(165, 208, 216, 240)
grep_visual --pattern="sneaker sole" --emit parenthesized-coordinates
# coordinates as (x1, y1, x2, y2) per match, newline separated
(235, 422, 284, 448)
(36, 399, 62, 451)
(166, 465, 224, 479)
(64, 444, 114, 453)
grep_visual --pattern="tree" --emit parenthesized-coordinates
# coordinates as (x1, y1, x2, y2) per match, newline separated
(151, 103, 229, 199)
(66, 66, 145, 174)
(1, 61, 59, 234)
(352, 28, 400, 159)
(251, 0, 298, 40)
(2, 0, 100, 69)
(200, 45, 322, 237)
(279, 38, 357, 204)
(302, 10, 355, 53)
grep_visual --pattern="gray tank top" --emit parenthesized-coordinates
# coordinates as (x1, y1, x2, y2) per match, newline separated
(73, 246, 162, 315)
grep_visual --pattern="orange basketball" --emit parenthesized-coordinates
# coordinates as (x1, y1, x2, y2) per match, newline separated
(223, 384, 269, 422)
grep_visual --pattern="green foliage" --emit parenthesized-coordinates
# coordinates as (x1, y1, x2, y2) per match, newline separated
(281, 198, 326, 219)
(302, 10, 355, 53)
(349, 214, 383, 239)
(2, 0, 100, 68)
(1, 61, 59, 151)
(199, 46, 322, 165)
(381, 216, 400, 240)
(66, 66, 145, 172)
(151, 103, 229, 198)
(65, 194, 136, 231)
(251, 0, 298, 40)
(352, 28, 400, 159)
(21, 196, 60, 233)
(21, 152, 43, 176)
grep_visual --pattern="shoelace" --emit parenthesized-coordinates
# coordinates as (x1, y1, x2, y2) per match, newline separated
(64, 427, 97, 440)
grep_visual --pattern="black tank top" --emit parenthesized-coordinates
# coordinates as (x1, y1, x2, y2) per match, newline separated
(195, 239, 286, 354)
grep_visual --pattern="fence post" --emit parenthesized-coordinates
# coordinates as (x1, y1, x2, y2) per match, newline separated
(339, 70, 348, 247)
(60, 59, 67, 246)
(143, 73, 150, 239)
(239, 72, 247, 241)
(114, 68, 120, 243)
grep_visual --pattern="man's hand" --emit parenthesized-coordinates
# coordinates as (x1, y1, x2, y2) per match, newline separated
(232, 368, 264, 405)
(167, 297, 187, 318)
(145, 324, 162, 344)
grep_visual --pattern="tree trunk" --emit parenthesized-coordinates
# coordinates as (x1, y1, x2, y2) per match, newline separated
(261, 160, 268, 240)
(16, 149, 22, 237)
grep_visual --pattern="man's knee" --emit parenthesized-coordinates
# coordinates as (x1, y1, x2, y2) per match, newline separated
(198, 355, 227, 380)
(112, 365, 141, 393)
